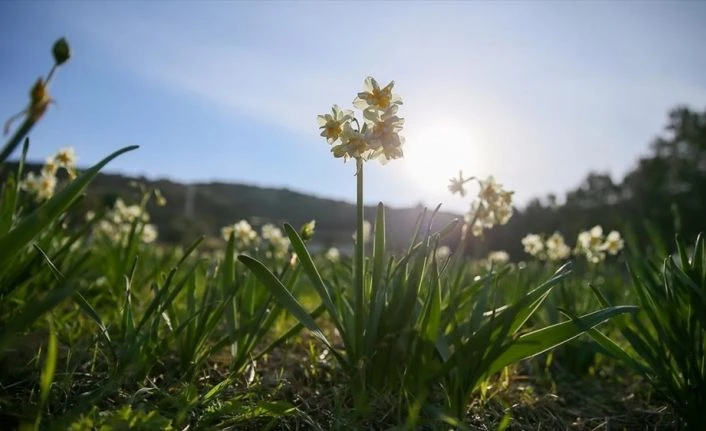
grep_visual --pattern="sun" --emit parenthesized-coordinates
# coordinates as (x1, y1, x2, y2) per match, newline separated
(404, 120, 484, 194)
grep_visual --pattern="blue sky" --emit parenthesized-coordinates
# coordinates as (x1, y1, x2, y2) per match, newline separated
(1, 1, 705, 213)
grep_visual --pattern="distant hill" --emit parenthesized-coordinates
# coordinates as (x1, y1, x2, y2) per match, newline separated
(3, 162, 463, 251)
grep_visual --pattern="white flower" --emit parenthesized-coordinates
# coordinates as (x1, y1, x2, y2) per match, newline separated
(36, 172, 57, 201)
(261, 223, 283, 242)
(435, 245, 451, 261)
(353, 76, 402, 111)
(546, 232, 571, 261)
(365, 105, 405, 163)
(601, 230, 624, 255)
(487, 250, 510, 265)
(21, 171, 40, 194)
(233, 220, 258, 248)
(522, 233, 545, 258)
(317, 105, 353, 144)
(54, 146, 77, 169)
(141, 224, 158, 243)
(325, 247, 340, 262)
(352, 220, 372, 244)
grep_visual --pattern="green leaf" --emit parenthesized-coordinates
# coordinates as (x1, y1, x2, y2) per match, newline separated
(485, 305, 638, 377)
(0, 145, 138, 269)
(237, 254, 347, 368)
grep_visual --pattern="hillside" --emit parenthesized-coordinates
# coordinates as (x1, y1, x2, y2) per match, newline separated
(4, 162, 463, 251)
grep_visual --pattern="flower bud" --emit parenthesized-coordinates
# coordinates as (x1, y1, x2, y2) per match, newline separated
(300, 220, 316, 241)
(52, 38, 71, 65)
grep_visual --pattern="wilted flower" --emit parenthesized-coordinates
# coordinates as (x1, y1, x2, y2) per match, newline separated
(353, 77, 402, 111)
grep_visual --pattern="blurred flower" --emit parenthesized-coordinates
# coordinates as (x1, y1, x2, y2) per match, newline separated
(545, 232, 571, 261)
(300, 220, 316, 241)
(233, 220, 258, 249)
(42, 156, 59, 176)
(463, 176, 514, 237)
(522, 233, 545, 259)
(141, 224, 158, 243)
(21, 171, 40, 194)
(487, 250, 510, 265)
(325, 247, 340, 262)
(261, 223, 283, 242)
(85, 210, 96, 221)
(353, 76, 401, 111)
(601, 230, 624, 255)
(36, 172, 57, 201)
(55, 146, 77, 169)
(575, 225, 607, 264)
(435, 245, 451, 261)
(448, 171, 469, 196)
(352, 220, 372, 244)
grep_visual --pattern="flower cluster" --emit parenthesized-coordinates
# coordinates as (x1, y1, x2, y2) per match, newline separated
(521, 232, 571, 261)
(452, 175, 514, 237)
(483, 250, 510, 268)
(92, 198, 158, 244)
(317, 77, 405, 164)
(575, 226, 624, 264)
(21, 146, 77, 202)
(261, 223, 291, 261)
(221, 220, 259, 251)
(522, 226, 624, 264)
(221, 220, 293, 262)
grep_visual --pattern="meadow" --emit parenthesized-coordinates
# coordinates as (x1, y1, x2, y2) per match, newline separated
(1, 38, 704, 431)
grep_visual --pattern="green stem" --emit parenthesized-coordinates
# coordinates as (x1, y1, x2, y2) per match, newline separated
(0, 117, 35, 165)
(354, 157, 365, 359)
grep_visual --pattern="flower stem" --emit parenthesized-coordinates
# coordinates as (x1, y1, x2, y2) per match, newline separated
(354, 157, 365, 361)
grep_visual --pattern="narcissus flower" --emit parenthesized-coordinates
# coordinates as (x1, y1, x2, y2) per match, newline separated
(42, 157, 59, 176)
(366, 105, 405, 163)
(325, 247, 340, 262)
(317, 76, 405, 165)
(55, 146, 77, 168)
(601, 230, 624, 255)
(487, 250, 510, 265)
(545, 232, 571, 261)
(317, 105, 353, 144)
(522, 234, 545, 259)
(353, 76, 402, 111)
